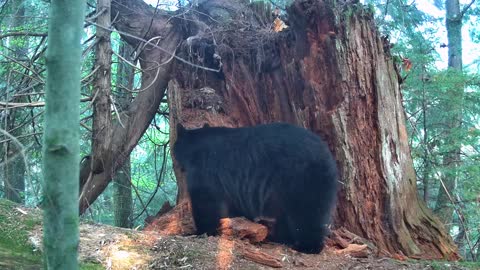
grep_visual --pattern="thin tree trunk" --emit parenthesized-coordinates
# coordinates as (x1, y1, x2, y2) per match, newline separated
(2, 0, 27, 204)
(90, 0, 113, 177)
(477, 241, 480, 262)
(4, 154, 25, 203)
(42, 0, 86, 268)
(8, 0, 27, 58)
(421, 67, 431, 204)
(434, 0, 464, 231)
(113, 41, 135, 228)
(113, 157, 132, 228)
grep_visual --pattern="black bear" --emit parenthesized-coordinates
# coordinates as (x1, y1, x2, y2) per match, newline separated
(173, 122, 338, 253)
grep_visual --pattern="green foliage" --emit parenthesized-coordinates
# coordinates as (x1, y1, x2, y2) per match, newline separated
(367, 0, 480, 261)
(80, 262, 105, 270)
(84, 112, 177, 228)
(0, 0, 50, 207)
(427, 260, 480, 270)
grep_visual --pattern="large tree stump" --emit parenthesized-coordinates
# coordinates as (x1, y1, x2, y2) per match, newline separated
(88, 0, 459, 260)
(166, 0, 458, 260)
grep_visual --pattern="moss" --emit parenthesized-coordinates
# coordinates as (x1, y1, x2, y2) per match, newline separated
(80, 262, 105, 270)
(426, 260, 480, 270)
(0, 199, 42, 268)
(459, 261, 480, 269)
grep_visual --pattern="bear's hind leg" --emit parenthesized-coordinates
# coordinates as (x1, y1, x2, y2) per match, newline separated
(189, 186, 223, 236)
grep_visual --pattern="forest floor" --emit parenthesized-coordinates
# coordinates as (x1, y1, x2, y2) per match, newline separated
(1, 199, 479, 270)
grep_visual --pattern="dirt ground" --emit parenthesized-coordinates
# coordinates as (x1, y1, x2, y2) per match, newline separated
(27, 222, 475, 270)
(0, 200, 472, 270)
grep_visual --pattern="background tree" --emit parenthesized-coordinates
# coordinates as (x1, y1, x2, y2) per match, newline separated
(112, 40, 135, 228)
(42, 0, 86, 268)
(1, 0, 29, 204)
(1, 0, 50, 207)
(433, 0, 468, 230)
(365, 0, 479, 260)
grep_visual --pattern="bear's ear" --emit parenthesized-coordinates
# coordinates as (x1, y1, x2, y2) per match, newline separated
(177, 123, 186, 136)
(203, 123, 210, 128)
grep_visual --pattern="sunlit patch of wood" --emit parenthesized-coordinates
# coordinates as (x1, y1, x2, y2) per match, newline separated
(218, 217, 268, 243)
(334, 244, 369, 258)
(216, 235, 236, 270)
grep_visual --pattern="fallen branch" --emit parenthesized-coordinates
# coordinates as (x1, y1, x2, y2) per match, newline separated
(241, 246, 283, 268)
(0, 97, 92, 110)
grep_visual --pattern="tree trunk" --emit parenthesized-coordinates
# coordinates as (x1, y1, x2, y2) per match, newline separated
(167, 0, 458, 259)
(90, 0, 113, 179)
(42, 0, 85, 268)
(4, 152, 25, 203)
(433, 0, 464, 231)
(113, 157, 132, 228)
(2, 0, 27, 204)
(2, 112, 26, 204)
(113, 41, 135, 228)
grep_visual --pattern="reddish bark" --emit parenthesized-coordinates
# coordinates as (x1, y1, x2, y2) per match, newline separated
(143, 200, 195, 235)
(166, 0, 458, 260)
(90, 0, 113, 178)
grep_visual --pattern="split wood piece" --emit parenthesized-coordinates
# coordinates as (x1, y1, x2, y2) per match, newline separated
(218, 217, 268, 243)
(335, 244, 369, 258)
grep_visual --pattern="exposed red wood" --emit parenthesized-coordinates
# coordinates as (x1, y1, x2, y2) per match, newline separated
(143, 200, 195, 235)
(218, 217, 268, 243)
(335, 244, 369, 258)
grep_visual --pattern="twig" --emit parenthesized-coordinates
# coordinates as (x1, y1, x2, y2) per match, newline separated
(0, 32, 47, 39)
(109, 95, 125, 128)
(0, 97, 92, 110)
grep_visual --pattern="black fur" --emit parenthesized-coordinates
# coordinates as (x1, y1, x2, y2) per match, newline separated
(173, 122, 338, 253)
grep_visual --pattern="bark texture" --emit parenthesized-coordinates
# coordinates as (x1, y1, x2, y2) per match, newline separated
(112, 41, 135, 228)
(43, 0, 85, 267)
(167, 0, 458, 259)
(90, 0, 113, 178)
(113, 157, 132, 228)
